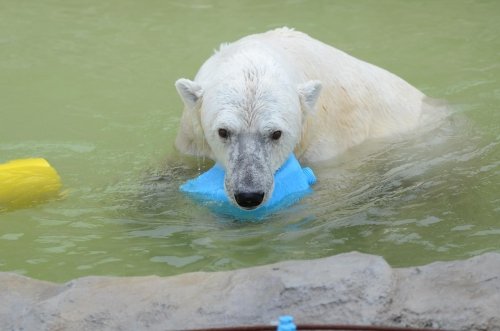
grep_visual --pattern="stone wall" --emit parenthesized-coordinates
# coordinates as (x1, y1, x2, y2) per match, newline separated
(1, 252, 499, 331)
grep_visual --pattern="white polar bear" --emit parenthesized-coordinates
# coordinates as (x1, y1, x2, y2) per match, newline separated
(175, 27, 426, 210)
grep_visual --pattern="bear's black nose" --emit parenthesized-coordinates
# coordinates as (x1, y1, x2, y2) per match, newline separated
(234, 191, 265, 209)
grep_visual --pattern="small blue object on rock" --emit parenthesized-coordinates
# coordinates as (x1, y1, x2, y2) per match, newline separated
(180, 154, 316, 220)
(277, 315, 296, 331)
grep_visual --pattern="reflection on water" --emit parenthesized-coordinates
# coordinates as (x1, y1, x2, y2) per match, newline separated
(0, 0, 499, 282)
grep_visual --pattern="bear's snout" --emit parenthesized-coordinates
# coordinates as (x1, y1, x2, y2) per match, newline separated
(234, 191, 265, 209)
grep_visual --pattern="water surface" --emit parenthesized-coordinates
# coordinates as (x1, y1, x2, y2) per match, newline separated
(0, 0, 499, 282)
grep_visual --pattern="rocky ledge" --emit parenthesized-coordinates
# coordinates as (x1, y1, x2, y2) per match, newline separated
(1, 252, 499, 331)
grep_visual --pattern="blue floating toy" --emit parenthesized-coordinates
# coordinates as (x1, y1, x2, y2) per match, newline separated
(180, 154, 316, 220)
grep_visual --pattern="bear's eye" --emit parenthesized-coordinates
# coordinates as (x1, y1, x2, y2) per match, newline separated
(271, 130, 282, 140)
(218, 128, 229, 139)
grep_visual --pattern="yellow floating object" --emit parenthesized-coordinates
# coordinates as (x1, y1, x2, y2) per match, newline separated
(0, 158, 62, 212)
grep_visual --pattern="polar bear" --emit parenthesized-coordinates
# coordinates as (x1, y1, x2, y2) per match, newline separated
(175, 27, 427, 210)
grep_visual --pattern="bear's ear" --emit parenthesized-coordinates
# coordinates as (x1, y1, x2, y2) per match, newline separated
(174, 78, 212, 159)
(175, 78, 204, 108)
(298, 80, 322, 112)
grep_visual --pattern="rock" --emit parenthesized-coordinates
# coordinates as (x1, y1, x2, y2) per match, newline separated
(1, 252, 499, 331)
(390, 253, 500, 330)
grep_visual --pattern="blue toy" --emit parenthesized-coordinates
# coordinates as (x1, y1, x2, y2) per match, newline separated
(180, 154, 316, 220)
(277, 315, 296, 331)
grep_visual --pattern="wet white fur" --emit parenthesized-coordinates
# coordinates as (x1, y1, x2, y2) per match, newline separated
(174, 28, 426, 206)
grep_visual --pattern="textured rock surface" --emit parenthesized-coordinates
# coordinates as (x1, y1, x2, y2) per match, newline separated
(1, 252, 499, 331)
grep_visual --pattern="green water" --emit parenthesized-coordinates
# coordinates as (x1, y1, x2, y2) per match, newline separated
(1, 0, 499, 283)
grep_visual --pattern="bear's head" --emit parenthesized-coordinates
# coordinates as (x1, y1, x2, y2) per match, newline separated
(175, 66, 321, 210)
